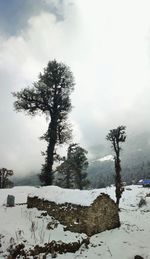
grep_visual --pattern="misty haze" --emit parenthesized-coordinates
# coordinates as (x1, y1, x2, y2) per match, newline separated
(1, 1, 150, 259)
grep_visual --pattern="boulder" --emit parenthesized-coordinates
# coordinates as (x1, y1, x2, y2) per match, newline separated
(7, 195, 15, 207)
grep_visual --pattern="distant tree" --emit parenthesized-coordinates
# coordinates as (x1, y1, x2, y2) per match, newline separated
(87, 159, 115, 188)
(55, 157, 74, 189)
(13, 60, 74, 186)
(106, 125, 126, 207)
(0, 168, 14, 188)
(56, 144, 89, 189)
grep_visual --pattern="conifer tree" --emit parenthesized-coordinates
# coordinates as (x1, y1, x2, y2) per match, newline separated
(56, 143, 89, 189)
(13, 60, 74, 185)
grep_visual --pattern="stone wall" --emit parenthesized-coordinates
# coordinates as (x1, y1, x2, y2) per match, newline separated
(27, 193, 120, 236)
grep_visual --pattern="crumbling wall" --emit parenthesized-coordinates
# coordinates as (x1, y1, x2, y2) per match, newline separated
(27, 193, 120, 236)
(85, 195, 120, 235)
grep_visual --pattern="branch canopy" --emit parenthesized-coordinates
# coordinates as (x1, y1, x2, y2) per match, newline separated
(12, 60, 75, 117)
(13, 60, 75, 186)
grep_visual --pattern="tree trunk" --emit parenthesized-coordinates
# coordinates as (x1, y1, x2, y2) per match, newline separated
(44, 117, 57, 185)
(66, 171, 71, 189)
(0, 176, 1, 189)
(76, 169, 83, 190)
(115, 155, 123, 207)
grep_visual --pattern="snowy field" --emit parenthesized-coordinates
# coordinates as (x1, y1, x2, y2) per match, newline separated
(0, 185, 150, 258)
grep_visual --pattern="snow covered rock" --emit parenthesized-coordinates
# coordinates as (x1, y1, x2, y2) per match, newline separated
(27, 186, 120, 236)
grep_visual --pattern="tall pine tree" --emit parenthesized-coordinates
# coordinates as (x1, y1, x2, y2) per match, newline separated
(13, 60, 74, 185)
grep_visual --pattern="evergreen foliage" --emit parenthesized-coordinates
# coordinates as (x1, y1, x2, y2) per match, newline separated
(56, 143, 89, 189)
(0, 168, 14, 188)
(13, 60, 74, 186)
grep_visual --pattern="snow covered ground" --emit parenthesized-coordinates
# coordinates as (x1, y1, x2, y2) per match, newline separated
(0, 185, 150, 258)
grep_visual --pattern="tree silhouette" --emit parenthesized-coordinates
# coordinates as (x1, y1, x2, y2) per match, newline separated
(56, 143, 89, 189)
(0, 168, 13, 188)
(13, 60, 74, 185)
(106, 125, 126, 207)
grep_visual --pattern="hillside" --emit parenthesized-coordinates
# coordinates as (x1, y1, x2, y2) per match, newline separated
(12, 174, 41, 187)
(88, 132, 150, 188)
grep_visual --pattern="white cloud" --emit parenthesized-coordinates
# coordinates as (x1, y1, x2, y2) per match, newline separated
(1, 0, 150, 174)
(0, 6, 80, 174)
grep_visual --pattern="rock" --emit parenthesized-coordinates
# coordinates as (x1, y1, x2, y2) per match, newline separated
(134, 255, 144, 259)
(138, 198, 146, 208)
(7, 195, 15, 207)
(47, 220, 58, 230)
(41, 212, 47, 217)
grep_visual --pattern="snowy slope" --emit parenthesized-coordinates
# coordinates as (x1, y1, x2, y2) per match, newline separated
(0, 185, 150, 259)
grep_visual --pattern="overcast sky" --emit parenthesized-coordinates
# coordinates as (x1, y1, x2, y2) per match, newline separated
(1, 0, 150, 175)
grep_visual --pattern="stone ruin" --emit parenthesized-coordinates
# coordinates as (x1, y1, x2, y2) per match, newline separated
(27, 186, 120, 236)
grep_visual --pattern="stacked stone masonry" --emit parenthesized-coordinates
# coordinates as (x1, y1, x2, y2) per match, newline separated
(27, 192, 120, 236)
